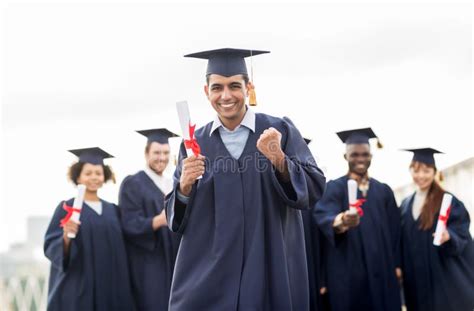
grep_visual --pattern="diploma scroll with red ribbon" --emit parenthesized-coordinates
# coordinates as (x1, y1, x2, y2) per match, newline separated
(348, 179, 366, 216)
(433, 193, 453, 246)
(176, 101, 202, 178)
(60, 184, 86, 239)
(184, 122, 201, 156)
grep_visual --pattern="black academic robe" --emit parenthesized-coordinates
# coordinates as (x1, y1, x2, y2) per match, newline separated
(400, 192, 474, 311)
(314, 175, 401, 311)
(119, 171, 181, 311)
(165, 113, 326, 311)
(44, 199, 134, 311)
(302, 208, 330, 311)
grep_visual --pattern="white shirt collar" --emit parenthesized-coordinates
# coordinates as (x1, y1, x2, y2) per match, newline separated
(85, 200, 102, 215)
(143, 166, 173, 195)
(210, 106, 256, 136)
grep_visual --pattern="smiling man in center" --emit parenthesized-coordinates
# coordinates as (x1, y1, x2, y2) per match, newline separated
(165, 48, 326, 311)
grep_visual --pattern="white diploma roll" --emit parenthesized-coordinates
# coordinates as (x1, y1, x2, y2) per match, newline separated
(67, 184, 86, 239)
(433, 193, 453, 246)
(176, 100, 194, 157)
(176, 100, 202, 179)
(347, 179, 358, 215)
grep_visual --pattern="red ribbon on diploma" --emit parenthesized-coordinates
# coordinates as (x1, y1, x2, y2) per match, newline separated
(184, 122, 201, 156)
(59, 202, 81, 227)
(438, 205, 452, 225)
(349, 198, 366, 217)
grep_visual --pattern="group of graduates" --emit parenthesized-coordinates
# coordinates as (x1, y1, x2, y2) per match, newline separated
(44, 48, 474, 311)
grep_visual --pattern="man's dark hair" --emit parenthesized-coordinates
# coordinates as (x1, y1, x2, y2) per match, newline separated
(206, 74, 249, 85)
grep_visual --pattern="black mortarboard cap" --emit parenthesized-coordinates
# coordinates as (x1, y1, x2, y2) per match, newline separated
(68, 147, 114, 165)
(403, 148, 443, 165)
(336, 127, 381, 147)
(136, 128, 179, 144)
(184, 48, 270, 77)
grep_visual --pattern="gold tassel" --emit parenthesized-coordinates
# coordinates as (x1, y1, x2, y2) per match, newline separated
(173, 155, 177, 166)
(248, 82, 257, 106)
(438, 171, 444, 182)
(376, 138, 383, 149)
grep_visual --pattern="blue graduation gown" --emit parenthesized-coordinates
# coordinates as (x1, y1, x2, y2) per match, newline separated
(314, 176, 401, 311)
(44, 199, 134, 311)
(400, 192, 474, 311)
(119, 171, 181, 311)
(165, 113, 326, 311)
(302, 208, 329, 311)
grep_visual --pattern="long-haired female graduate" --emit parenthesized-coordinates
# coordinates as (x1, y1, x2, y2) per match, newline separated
(44, 147, 134, 311)
(400, 148, 474, 311)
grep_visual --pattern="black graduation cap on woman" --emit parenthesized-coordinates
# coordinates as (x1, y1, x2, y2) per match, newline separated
(402, 148, 443, 166)
(136, 128, 179, 144)
(184, 48, 270, 106)
(68, 147, 114, 165)
(336, 127, 383, 149)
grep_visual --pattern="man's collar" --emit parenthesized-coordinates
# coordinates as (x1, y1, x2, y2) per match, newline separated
(210, 106, 255, 136)
(144, 165, 163, 180)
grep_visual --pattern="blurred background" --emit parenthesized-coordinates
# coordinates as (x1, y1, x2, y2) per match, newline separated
(0, 0, 472, 309)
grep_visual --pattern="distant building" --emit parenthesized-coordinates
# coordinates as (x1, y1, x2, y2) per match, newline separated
(0, 216, 50, 310)
(0, 216, 49, 278)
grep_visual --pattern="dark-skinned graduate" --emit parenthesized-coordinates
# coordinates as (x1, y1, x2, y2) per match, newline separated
(314, 128, 401, 311)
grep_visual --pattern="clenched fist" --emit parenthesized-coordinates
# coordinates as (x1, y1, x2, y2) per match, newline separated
(63, 219, 81, 238)
(179, 154, 206, 196)
(256, 127, 285, 165)
(342, 211, 360, 228)
(256, 127, 289, 179)
(152, 209, 168, 230)
(433, 229, 451, 245)
(63, 219, 81, 255)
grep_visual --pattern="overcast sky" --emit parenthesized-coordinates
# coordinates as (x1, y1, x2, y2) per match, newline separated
(0, 1, 472, 251)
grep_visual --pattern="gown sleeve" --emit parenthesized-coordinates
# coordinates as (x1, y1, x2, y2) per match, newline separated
(439, 196, 472, 256)
(269, 117, 326, 210)
(44, 200, 81, 272)
(119, 176, 157, 251)
(314, 181, 345, 247)
(384, 184, 401, 267)
(166, 142, 197, 234)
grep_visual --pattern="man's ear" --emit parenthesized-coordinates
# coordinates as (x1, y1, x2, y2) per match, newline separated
(343, 153, 348, 161)
(204, 84, 210, 98)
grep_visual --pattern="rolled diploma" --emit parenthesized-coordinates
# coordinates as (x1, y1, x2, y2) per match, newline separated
(67, 184, 86, 239)
(433, 193, 453, 246)
(176, 100, 201, 179)
(176, 101, 194, 156)
(347, 179, 358, 215)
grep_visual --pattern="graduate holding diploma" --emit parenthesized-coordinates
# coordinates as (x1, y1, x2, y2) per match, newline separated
(400, 148, 474, 311)
(314, 128, 401, 311)
(165, 48, 326, 311)
(44, 147, 134, 311)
